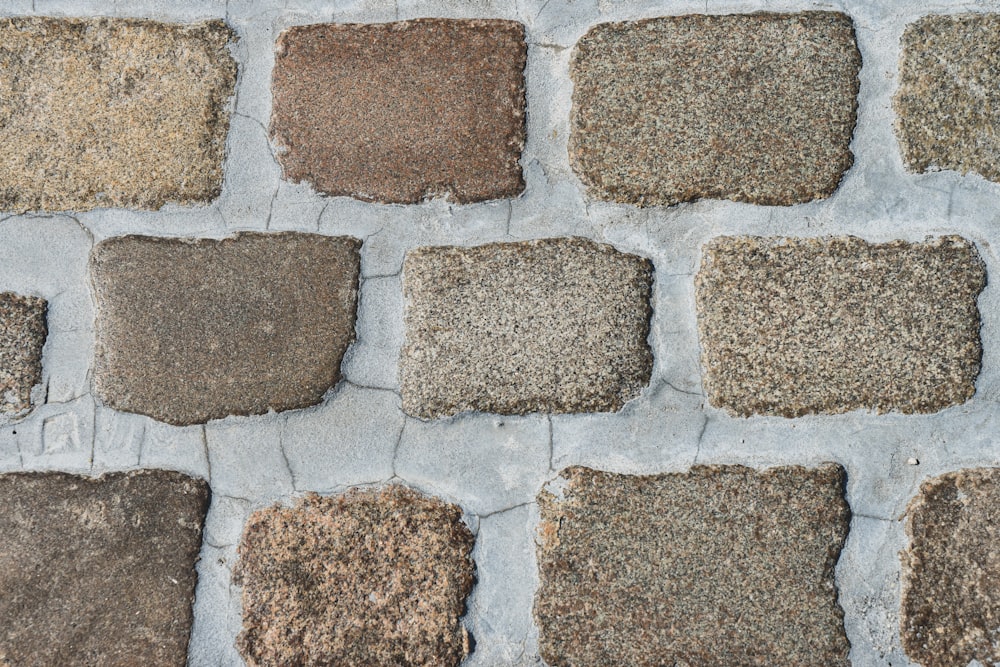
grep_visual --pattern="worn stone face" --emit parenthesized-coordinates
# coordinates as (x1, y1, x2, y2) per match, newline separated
(0, 18, 236, 213)
(0, 292, 46, 416)
(570, 12, 860, 206)
(271, 19, 526, 204)
(895, 14, 1000, 182)
(902, 469, 1000, 667)
(91, 232, 360, 426)
(535, 464, 851, 666)
(695, 236, 985, 417)
(400, 237, 653, 419)
(0, 470, 209, 666)
(235, 486, 475, 667)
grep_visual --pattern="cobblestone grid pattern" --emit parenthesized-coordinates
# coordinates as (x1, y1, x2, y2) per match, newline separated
(0, 1, 998, 666)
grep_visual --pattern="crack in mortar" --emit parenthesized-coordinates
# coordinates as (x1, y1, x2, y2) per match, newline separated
(277, 414, 296, 490)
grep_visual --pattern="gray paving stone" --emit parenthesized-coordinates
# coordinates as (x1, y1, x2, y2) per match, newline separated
(695, 236, 985, 417)
(0, 470, 209, 666)
(902, 468, 1000, 667)
(0, 18, 236, 212)
(401, 237, 653, 418)
(271, 19, 526, 204)
(895, 14, 1000, 182)
(0, 292, 46, 417)
(570, 12, 860, 206)
(91, 232, 360, 425)
(235, 486, 474, 667)
(535, 464, 850, 666)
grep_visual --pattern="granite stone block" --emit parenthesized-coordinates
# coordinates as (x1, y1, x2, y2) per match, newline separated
(0, 292, 46, 417)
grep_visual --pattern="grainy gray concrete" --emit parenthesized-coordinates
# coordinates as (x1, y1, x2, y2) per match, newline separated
(0, 1, 998, 666)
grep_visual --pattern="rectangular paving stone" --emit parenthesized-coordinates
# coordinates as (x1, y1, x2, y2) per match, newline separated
(895, 14, 1000, 183)
(0, 18, 236, 212)
(570, 12, 860, 206)
(902, 469, 1000, 667)
(401, 237, 653, 418)
(695, 236, 985, 417)
(0, 470, 209, 666)
(91, 232, 360, 426)
(535, 464, 851, 666)
(0, 292, 46, 417)
(271, 19, 526, 204)
(235, 486, 474, 666)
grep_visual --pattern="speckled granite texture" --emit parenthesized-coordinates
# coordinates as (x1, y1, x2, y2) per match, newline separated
(271, 19, 526, 204)
(0, 470, 209, 667)
(569, 12, 861, 206)
(0, 292, 46, 417)
(902, 469, 1000, 667)
(0, 18, 236, 212)
(400, 237, 653, 418)
(535, 464, 851, 666)
(91, 232, 360, 425)
(234, 486, 475, 667)
(696, 236, 985, 417)
(895, 14, 1000, 183)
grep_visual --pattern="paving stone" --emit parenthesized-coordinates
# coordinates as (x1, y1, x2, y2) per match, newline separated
(570, 12, 860, 206)
(91, 232, 360, 425)
(271, 19, 526, 204)
(535, 464, 851, 666)
(235, 486, 475, 667)
(895, 14, 1000, 182)
(0, 470, 209, 666)
(695, 236, 984, 417)
(0, 18, 236, 212)
(902, 468, 1000, 667)
(401, 237, 653, 418)
(0, 292, 46, 417)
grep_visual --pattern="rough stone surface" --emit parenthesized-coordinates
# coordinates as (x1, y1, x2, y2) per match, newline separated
(0, 470, 209, 666)
(401, 237, 653, 418)
(0, 292, 46, 416)
(535, 464, 851, 667)
(696, 236, 985, 417)
(0, 18, 236, 213)
(570, 12, 861, 206)
(895, 14, 1000, 182)
(271, 19, 526, 204)
(234, 486, 475, 667)
(902, 468, 1000, 667)
(91, 232, 360, 425)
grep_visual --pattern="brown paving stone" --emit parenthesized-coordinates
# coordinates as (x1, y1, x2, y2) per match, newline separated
(91, 232, 360, 426)
(570, 12, 861, 206)
(271, 19, 526, 204)
(695, 236, 985, 417)
(400, 237, 653, 419)
(234, 486, 475, 667)
(0, 292, 46, 417)
(895, 14, 1000, 182)
(535, 464, 851, 667)
(902, 468, 1000, 667)
(0, 18, 236, 213)
(0, 470, 209, 667)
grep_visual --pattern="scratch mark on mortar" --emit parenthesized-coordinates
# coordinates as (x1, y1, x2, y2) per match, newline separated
(665, 381, 701, 397)
(343, 379, 398, 394)
(536, 0, 552, 22)
(277, 415, 296, 490)
(854, 512, 894, 523)
(391, 417, 408, 478)
(546, 415, 554, 473)
(479, 500, 536, 520)
(202, 425, 212, 482)
(692, 413, 709, 465)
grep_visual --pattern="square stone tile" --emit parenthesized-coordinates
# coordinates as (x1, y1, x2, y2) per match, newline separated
(535, 464, 851, 666)
(0, 292, 46, 417)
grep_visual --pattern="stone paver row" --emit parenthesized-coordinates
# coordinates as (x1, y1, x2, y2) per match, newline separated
(2, 465, 998, 667)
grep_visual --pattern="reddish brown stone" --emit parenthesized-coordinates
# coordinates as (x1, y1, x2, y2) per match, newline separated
(271, 19, 526, 204)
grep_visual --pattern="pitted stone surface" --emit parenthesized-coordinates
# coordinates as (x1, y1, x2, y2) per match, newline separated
(0, 292, 46, 416)
(401, 237, 653, 418)
(902, 468, 1000, 667)
(0, 470, 209, 666)
(695, 236, 985, 417)
(234, 486, 475, 667)
(0, 18, 236, 212)
(271, 19, 526, 204)
(895, 14, 1000, 182)
(535, 464, 851, 667)
(570, 12, 860, 206)
(91, 233, 360, 426)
